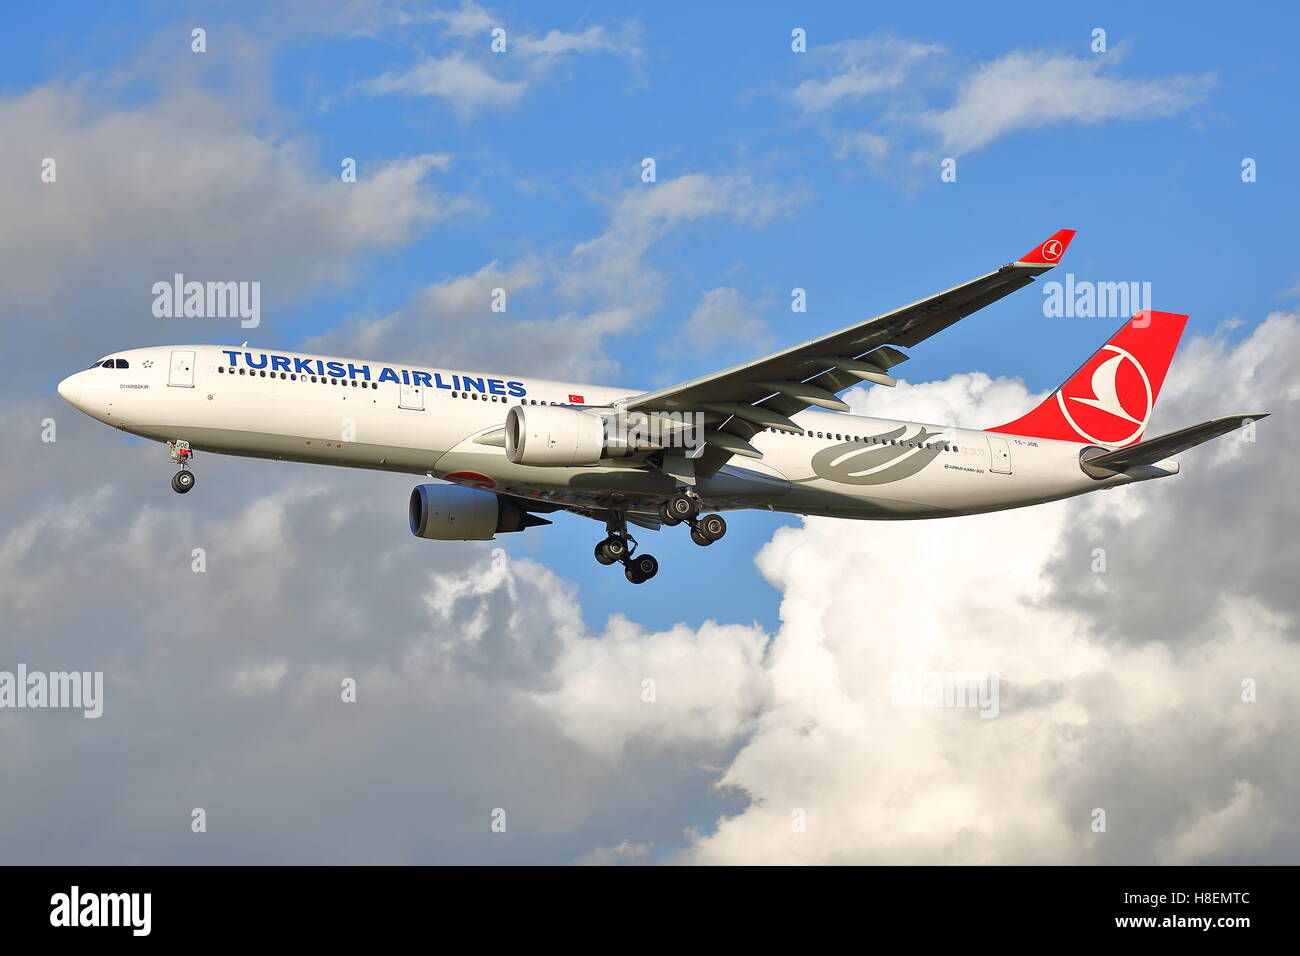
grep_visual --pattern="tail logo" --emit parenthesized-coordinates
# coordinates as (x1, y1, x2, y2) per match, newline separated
(1055, 345, 1153, 445)
(1040, 238, 1064, 261)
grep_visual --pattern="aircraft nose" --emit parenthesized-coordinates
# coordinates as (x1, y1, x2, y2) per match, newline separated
(57, 373, 81, 406)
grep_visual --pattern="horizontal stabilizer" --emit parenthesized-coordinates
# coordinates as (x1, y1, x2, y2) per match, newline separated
(1081, 414, 1267, 474)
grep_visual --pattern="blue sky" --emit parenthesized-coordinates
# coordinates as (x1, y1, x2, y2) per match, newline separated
(6, 0, 1297, 634)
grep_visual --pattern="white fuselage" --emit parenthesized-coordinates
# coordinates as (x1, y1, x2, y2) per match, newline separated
(58, 345, 1175, 520)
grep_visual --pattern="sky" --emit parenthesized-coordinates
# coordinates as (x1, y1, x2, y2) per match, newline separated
(1, 0, 1297, 864)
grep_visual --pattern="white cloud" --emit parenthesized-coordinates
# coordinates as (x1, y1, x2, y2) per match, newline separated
(835, 132, 890, 161)
(668, 286, 772, 358)
(532, 614, 768, 757)
(0, 82, 455, 380)
(359, 2, 642, 116)
(576, 840, 655, 865)
(433, 0, 498, 38)
(514, 26, 641, 65)
(928, 49, 1215, 155)
(364, 52, 527, 115)
(229, 661, 290, 696)
(671, 315, 1300, 864)
(791, 34, 1214, 167)
(790, 36, 943, 113)
(308, 173, 798, 381)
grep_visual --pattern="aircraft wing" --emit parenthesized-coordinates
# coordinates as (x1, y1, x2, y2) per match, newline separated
(1081, 414, 1268, 473)
(624, 229, 1076, 476)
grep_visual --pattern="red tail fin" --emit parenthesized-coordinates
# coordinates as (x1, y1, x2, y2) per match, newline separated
(989, 311, 1189, 447)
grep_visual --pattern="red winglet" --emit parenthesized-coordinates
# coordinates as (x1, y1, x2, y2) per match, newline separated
(1017, 229, 1076, 266)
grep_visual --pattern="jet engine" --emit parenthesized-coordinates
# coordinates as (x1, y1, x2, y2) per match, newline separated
(505, 404, 609, 466)
(409, 483, 550, 540)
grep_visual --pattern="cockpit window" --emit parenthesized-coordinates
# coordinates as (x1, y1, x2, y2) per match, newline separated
(89, 359, 107, 369)
(115, 359, 129, 368)
(102, 360, 114, 368)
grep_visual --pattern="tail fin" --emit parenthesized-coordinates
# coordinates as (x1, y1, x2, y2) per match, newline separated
(989, 311, 1189, 447)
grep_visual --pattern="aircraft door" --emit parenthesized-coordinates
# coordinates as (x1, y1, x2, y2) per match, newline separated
(987, 436, 1012, 475)
(168, 350, 195, 387)
(399, 383, 424, 410)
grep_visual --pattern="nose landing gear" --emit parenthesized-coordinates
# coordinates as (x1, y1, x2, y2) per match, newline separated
(167, 440, 196, 494)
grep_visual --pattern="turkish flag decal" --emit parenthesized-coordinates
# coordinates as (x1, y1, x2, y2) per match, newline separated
(568, 394, 585, 404)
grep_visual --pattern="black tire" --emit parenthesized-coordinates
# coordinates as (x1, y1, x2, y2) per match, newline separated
(595, 540, 617, 565)
(690, 527, 712, 547)
(631, 553, 658, 580)
(658, 502, 682, 527)
(666, 492, 696, 521)
(625, 565, 645, 584)
(699, 514, 727, 541)
(599, 536, 627, 562)
(171, 471, 195, 494)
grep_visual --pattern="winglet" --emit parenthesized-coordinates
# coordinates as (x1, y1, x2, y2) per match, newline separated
(1016, 229, 1076, 267)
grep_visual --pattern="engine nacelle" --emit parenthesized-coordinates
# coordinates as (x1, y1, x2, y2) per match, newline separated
(409, 483, 546, 540)
(505, 404, 607, 466)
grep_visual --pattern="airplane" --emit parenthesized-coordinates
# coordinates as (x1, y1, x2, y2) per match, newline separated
(56, 230, 1266, 584)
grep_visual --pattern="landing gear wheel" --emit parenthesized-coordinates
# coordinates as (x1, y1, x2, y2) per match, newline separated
(658, 501, 682, 527)
(171, 471, 195, 494)
(690, 527, 712, 547)
(625, 553, 659, 584)
(697, 513, 727, 542)
(597, 535, 627, 564)
(665, 492, 697, 524)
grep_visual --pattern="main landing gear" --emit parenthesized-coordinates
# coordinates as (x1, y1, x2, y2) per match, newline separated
(593, 497, 728, 585)
(167, 440, 196, 494)
(593, 514, 659, 584)
(657, 490, 727, 548)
